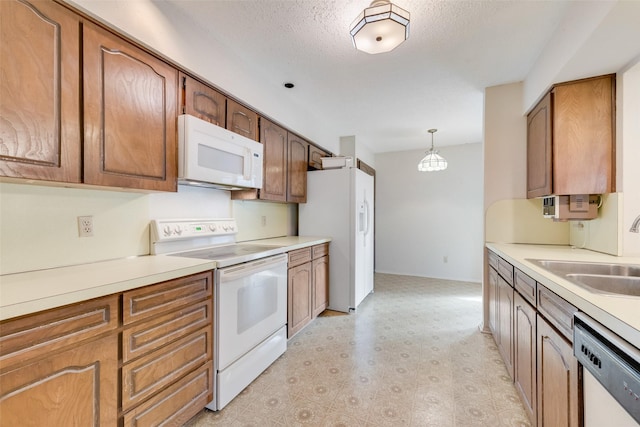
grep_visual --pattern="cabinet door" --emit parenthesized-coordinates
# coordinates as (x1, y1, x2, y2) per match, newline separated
(527, 92, 552, 198)
(497, 276, 514, 378)
(536, 315, 579, 427)
(260, 118, 287, 202)
(0, 0, 81, 183)
(488, 266, 498, 336)
(83, 22, 177, 191)
(181, 73, 226, 127)
(287, 133, 308, 203)
(312, 255, 329, 318)
(227, 99, 258, 141)
(514, 292, 537, 426)
(0, 334, 118, 427)
(287, 262, 312, 338)
(553, 75, 615, 195)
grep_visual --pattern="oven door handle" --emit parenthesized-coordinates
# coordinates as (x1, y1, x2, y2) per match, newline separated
(218, 254, 287, 281)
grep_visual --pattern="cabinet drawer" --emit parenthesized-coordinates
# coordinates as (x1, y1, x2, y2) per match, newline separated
(488, 250, 499, 270)
(122, 299, 212, 363)
(288, 247, 312, 268)
(121, 326, 212, 411)
(515, 269, 537, 307)
(0, 295, 119, 370)
(537, 284, 577, 342)
(123, 272, 212, 325)
(123, 362, 213, 427)
(312, 243, 329, 259)
(498, 258, 514, 286)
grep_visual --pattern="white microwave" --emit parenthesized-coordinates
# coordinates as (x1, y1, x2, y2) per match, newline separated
(178, 114, 263, 190)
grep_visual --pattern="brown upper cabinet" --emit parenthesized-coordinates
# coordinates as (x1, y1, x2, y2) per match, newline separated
(527, 74, 615, 198)
(0, 0, 178, 192)
(227, 99, 259, 141)
(260, 118, 289, 202)
(0, 0, 82, 183)
(287, 133, 308, 203)
(181, 73, 226, 127)
(83, 22, 178, 191)
(233, 117, 308, 203)
(181, 73, 259, 141)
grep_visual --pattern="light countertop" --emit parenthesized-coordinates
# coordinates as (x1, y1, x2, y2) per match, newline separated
(241, 235, 331, 250)
(487, 243, 640, 348)
(0, 236, 330, 321)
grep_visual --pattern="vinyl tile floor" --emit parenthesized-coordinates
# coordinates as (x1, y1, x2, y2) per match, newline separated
(185, 273, 532, 427)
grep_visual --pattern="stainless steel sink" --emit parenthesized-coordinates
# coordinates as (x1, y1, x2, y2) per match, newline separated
(530, 259, 640, 277)
(528, 259, 640, 297)
(565, 274, 640, 297)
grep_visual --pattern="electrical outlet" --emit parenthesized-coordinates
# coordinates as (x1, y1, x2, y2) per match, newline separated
(78, 216, 94, 237)
(261, 215, 267, 227)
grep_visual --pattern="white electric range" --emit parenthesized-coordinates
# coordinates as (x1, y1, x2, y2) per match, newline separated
(150, 218, 288, 411)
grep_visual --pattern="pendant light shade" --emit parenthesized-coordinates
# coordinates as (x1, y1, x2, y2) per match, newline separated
(418, 129, 448, 172)
(350, 0, 410, 54)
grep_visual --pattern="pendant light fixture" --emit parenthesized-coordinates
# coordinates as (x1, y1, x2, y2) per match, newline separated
(350, 0, 410, 54)
(418, 129, 448, 172)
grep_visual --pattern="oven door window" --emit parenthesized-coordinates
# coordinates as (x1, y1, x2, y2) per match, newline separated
(237, 275, 278, 334)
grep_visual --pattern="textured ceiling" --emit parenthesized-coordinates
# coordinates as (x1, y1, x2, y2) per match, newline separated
(162, 0, 573, 152)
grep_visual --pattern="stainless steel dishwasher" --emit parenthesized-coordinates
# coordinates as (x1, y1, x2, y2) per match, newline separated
(574, 312, 640, 426)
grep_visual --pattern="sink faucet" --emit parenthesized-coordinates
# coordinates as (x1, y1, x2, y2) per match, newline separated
(631, 214, 640, 233)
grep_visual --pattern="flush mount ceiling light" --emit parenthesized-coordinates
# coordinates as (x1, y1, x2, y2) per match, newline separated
(418, 129, 448, 172)
(350, 0, 410, 54)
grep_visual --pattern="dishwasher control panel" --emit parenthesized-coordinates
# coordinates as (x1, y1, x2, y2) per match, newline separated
(574, 313, 640, 424)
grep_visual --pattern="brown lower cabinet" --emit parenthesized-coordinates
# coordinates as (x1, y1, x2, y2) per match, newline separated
(537, 314, 580, 427)
(0, 295, 120, 427)
(514, 292, 537, 425)
(0, 271, 214, 427)
(497, 274, 514, 378)
(288, 243, 329, 338)
(486, 249, 580, 427)
(311, 244, 330, 317)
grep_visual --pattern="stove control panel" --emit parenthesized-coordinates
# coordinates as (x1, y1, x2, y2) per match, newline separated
(151, 218, 237, 241)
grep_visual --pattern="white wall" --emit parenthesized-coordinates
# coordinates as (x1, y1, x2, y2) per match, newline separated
(339, 136, 376, 169)
(0, 182, 292, 274)
(374, 143, 483, 282)
(483, 82, 528, 206)
(523, 1, 640, 113)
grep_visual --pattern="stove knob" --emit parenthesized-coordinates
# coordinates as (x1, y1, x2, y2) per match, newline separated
(222, 225, 229, 231)
(163, 225, 172, 237)
(229, 224, 236, 231)
(209, 225, 217, 232)
(174, 225, 183, 236)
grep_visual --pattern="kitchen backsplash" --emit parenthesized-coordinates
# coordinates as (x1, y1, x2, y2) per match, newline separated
(485, 198, 569, 244)
(0, 182, 293, 275)
(569, 193, 621, 256)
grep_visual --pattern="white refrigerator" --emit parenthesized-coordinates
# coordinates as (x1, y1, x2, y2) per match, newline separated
(299, 167, 374, 313)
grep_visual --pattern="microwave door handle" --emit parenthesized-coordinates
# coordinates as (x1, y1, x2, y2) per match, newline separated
(243, 148, 252, 180)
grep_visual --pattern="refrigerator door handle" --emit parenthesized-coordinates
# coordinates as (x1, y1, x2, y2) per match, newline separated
(363, 198, 371, 237)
